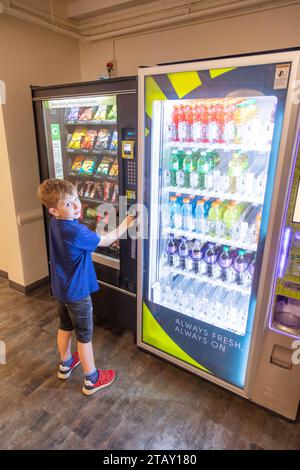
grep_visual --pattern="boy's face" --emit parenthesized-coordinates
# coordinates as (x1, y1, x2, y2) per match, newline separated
(49, 192, 81, 220)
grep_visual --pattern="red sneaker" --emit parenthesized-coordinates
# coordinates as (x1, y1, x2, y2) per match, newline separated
(82, 369, 116, 396)
(58, 352, 81, 380)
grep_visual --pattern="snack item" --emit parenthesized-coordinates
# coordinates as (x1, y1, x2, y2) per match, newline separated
(110, 131, 118, 151)
(81, 129, 97, 149)
(86, 207, 97, 218)
(94, 105, 107, 121)
(94, 129, 110, 150)
(95, 182, 102, 200)
(109, 158, 118, 176)
(81, 158, 97, 175)
(78, 107, 94, 121)
(103, 181, 112, 201)
(96, 156, 114, 175)
(106, 104, 117, 121)
(111, 184, 119, 203)
(84, 182, 94, 198)
(71, 155, 84, 173)
(68, 127, 86, 149)
(67, 107, 79, 120)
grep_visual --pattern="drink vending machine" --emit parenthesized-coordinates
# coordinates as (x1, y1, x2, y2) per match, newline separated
(32, 77, 138, 331)
(137, 51, 300, 419)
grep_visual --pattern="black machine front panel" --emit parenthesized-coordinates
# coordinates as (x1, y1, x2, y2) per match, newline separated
(117, 93, 138, 293)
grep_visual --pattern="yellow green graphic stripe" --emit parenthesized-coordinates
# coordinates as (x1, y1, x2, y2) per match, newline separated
(142, 302, 211, 373)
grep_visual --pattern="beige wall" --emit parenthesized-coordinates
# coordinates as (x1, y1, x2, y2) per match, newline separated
(0, 15, 80, 286)
(80, 3, 300, 80)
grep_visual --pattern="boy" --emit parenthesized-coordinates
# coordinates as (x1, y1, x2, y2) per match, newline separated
(38, 178, 134, 396)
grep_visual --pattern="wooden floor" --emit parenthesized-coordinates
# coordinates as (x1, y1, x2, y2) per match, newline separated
(0, 277, 300, 450)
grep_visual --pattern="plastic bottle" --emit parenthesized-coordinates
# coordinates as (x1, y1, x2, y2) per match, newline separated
(191, 104, 201, 143)
(174, 195, 183, 230)
(218, 245, 232, 281)
(195, 199, 206, 234)
(170, 148, 179, 187)
(228, 151, 244, 194)
(186, 104, 194, 142)
(178, 105, 189, 142)
(166, 233, 177, 266)
(170, 105, 179, 142)
(200, 101, 210, 143)
(233, 102, 246, 144)
(191, 239, 203, 274)
(182, 197, 193, 232)
(255, 210, 262, 242)
(203, 197, 213, 218)
(190, 149, 200, 189)
(169, 196, 177, 229)
(208, 201, 221, 236)
(208, 100, 218, 144)
(183, 150, 193, 188)
(179, 236, 189, 270)
(197, 151, 210, 190)
(176, 148, 185, 187)
(204, 243, 218, 277)
(224, 100, 235, 145)
(223, 201, 238, 239)
(233, 249, 248, 285)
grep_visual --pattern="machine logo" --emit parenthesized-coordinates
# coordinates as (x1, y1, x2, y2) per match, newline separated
(291, 339, 300, 365)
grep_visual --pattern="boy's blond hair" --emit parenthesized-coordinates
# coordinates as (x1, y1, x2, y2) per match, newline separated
(38, 178, 77, 209)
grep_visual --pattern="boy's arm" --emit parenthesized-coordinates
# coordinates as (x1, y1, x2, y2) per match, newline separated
(98, 215, 135, 247)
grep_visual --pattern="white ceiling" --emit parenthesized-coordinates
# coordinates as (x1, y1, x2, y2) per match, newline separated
(2, 0, 299, 41)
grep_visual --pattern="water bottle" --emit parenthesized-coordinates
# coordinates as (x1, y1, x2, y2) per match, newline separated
(191, 240, 203, 273)
(169, 196, 177, 229)
(233, 249, 248, 285)
(218, 246, 232, 281)
(182, 198, 193, 232)
(179, 236, 189, 270)
(204, 243, 218, 277)
(195, 199, 206, 234)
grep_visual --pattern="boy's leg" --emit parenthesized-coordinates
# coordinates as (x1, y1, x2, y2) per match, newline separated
(56, 299, 81, 379)
(57, 329, 72, 361)
(67, 296, 116, 395)
(77, 341, 96, 375)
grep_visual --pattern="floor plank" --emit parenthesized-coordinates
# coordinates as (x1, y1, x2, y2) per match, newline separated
(0, 277, 299, 450)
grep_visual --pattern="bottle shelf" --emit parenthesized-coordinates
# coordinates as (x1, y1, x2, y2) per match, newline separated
(66, 148, 117, 156)
(160, 265, 251, 295)
(165, 141, 271, 153)
(157, 296, 246, 336)
(162, 227, 257, 252)
(68, 173, 118, 181)
(66, 120, 117, 126)
(162, 186, 264, 205)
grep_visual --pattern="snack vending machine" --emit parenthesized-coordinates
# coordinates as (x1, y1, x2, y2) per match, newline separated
(32, 77, 138, 331)
(137, 51, 300, 419)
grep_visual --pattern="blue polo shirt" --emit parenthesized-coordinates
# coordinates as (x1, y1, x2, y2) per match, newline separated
(49, 217, 100, 303)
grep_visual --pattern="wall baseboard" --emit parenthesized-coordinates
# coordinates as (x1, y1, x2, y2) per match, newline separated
(8, 276, 49, 295)
(0, 270, 8, 279)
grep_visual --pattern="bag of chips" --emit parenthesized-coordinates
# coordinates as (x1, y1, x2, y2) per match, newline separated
(94, 105, 107, 121)
(109, 158, 118, 176)
(71, 155, 84, 173)
(78, 107, 94, 121)
(81, 129, 97, 149)
(94, 129, 110, 150)
(95, 156, 114, 175)
(106, 104, 117, 121)
(110, 130, 118, 151)
(68, 127, 87, 149)
(67, 107, 79, 120)
(81, 158, 97, 175)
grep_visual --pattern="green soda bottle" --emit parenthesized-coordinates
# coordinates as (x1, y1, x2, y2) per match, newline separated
(197, 151, 210, 190)
(183, 150, 192, 188)
(170, 148, 179, 186)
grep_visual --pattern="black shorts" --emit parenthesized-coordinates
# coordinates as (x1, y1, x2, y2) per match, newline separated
(56, 295, 93, 343)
